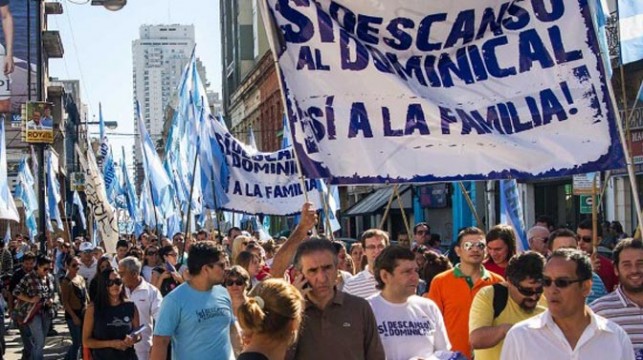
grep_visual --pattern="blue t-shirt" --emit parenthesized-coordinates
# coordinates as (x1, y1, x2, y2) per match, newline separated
(154, 282, 235, 360)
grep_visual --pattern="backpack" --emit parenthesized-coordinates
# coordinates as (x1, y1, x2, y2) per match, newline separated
(492, 283, 508, 319)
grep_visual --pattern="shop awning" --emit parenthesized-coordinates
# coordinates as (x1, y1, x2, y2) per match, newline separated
(344, 185, 411, 216)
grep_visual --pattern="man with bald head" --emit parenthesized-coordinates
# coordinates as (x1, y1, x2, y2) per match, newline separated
(527, 226, 550, 257)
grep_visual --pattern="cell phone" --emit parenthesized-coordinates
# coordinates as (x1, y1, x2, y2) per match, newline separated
(129, 325, 146, 336)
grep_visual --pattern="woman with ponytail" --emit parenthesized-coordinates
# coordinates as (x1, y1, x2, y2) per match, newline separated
(237, 279, 304, 360)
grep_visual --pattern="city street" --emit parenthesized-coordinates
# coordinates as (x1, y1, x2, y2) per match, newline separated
(4, 311, 71, 360)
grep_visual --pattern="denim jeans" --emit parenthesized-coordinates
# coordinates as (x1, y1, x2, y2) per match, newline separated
(65, 317, 82, 360)
(14, 315, 32, 360)
(27, 312, 52, 360)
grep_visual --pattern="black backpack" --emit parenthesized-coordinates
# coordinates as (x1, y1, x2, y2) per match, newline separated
(492, 283, 509, 318)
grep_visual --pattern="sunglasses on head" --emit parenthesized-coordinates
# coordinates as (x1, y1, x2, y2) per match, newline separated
(107, 278, 123, 287)
(542, 277, 586, 288)
(512, 282, 544, 297)
(462, 241, 486, 251)
(225, 279, 245, 287)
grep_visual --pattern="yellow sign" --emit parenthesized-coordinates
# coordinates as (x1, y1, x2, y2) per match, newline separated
(23, 102, 54, 144)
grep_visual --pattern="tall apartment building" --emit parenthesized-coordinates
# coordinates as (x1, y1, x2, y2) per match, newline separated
(132, 24, 206, 192)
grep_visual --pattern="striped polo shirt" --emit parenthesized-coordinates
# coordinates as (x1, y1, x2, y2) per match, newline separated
(343, 266, 379, 299)
(590, 286, 643, 355)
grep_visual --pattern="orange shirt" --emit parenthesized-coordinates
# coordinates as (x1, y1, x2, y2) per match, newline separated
(426, 265, 503, 359)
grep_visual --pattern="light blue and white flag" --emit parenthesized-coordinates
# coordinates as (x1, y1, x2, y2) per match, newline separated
(15, 158, 37, 239)
(247, 127, 258, 152)
(281, 114, 292, 149)
(0, 120, 18, 222)
(136, 102, 174, 219)
(499, 179, 529, 252)
(45, 151, 64, 231)
(318, 179, 341, 233)
(591, 0, 612, 77)
(3, 225, 10, 244)
(619, 0, 643, 64)
(121, 147, 138, 222)
(73, 191, 86, 230)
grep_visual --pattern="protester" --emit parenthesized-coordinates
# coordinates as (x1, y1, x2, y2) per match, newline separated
(527, 225, 550, 257)
(78, 241, 98, 283)
(112, 239, 131, 269)
(470, 251, 547, 360)
(232, 235, 253, 264)
(420, 251, 452, 294)
(236, 251, 261, 289)
(343, 229, 389, 298)
(151, 245, 184, 296)
(151, 241, 241, 360)
(261, 239, 277, 267)
(428, 233, 443, 254)
(501, 248, 634, 360)
(119, 256, 163, 360)
(590, 239, 643, 357)
(548, 228, 608, 303)
(88, 256, 113, 300)
(83, 268, 140, 360)
(224, 265, 250, 318)
(483, 225, 517, 278)
(288, 239, 384, 359)
(397, 231, 410, 248)
(92, 246, 105, 261)
(7, 251, 36, 360)
(368, 246, 451, 359)
(142, 245, 162, 283)
(577, 219, 619, 292)
(332, 241, 353, 289)
(413, 222, 431, 247)
(349, 242, 365, 272)
(12, 255, 56, 360)
(60, 256, 88, 360)
(427, 227, 504, 359)
(237, 279, 304, 360)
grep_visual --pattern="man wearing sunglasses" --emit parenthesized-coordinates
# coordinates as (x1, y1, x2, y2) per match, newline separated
(591, 239, 643, 358)
(151, 241, 241, 360)
(501, 248, 634, 360)
(577, 220, 618, 292)
(427, 227, 504, 359)
(413, 223, 431, 248)
(470, 252, 547, 360)
(549, 229, 608, 303)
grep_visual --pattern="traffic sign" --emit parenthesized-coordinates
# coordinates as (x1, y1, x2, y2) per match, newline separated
(580, 195, 593, 214)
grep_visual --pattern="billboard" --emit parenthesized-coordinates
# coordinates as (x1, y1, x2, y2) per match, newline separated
(0, 0, 38, 115)
(23, 101, 53, 143)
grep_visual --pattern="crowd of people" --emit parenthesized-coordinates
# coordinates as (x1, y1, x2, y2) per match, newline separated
(0, 206, 641, 360)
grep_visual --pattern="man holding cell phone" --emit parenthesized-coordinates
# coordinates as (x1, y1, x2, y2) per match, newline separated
(119, 256, 162, 360)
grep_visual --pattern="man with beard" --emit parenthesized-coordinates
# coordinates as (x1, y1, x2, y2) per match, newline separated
(591, 239, 643, 358)
(470, 251, 547, 360)
(501, 249, 633, 360)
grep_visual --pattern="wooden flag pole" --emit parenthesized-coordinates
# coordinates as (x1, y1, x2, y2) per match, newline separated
(378, 185, 398, 230)
(458, 182, 483, 227)
(393, 185, 412, 239)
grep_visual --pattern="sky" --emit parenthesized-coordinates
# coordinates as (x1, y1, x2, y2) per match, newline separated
(48, 0, 221, 168)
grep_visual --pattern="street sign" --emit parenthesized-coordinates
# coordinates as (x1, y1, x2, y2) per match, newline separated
(580, 195, 593, 214)
(573, 173, 601, 195)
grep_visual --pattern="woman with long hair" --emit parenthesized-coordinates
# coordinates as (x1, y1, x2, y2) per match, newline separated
(237, 279, 304, 360)
(236, 251, 261, 289)
(82, 269, 140, 360)
(88, 256, 113, 301)
(224, 265, 250, 318)
(141, 245, 162, 283)
(349, 243, 365, 272)
(151, 245, 184, 296)
(231, 235, 253, 264)
(60, 256, 88, 360)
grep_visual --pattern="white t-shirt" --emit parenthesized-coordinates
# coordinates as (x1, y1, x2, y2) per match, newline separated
(78, 259, 97, 283)
(343, 266, 378, 299)
(367, 294, 451, 360)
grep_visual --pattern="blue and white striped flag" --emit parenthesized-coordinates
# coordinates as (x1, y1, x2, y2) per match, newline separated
(619, 0, 643, 64)
(0, 120, 18, 222)
(499, 179, 529, 252)
(45, 151, 64, 231)
(15, 158, 37, 239)
(73, 191, 86, 230)
(3, 225, 10, 244)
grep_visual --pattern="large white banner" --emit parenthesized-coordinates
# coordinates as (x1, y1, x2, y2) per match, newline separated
(211, 118, 323, 215)
(260, 0, 623, 184)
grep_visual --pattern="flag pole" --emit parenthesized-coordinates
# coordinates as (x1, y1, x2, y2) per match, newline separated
(378, 185, 398, 230)
(590, 1, 643, 237)
(183, 141, 200, 242)
(458, 182, 483, 227)
(393, 185, 412, 240)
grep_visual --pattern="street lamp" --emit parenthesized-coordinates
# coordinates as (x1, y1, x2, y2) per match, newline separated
(90, 0, 126, 11)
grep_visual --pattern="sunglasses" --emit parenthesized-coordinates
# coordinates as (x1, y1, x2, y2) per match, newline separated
(513, 283, 544, 297)
(542, 277, 586, 288)
(579, 236, 593, 243)
(225, 279, 245, 287)
(462, 241, 486, 251)
(107, 278, 123, 287)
